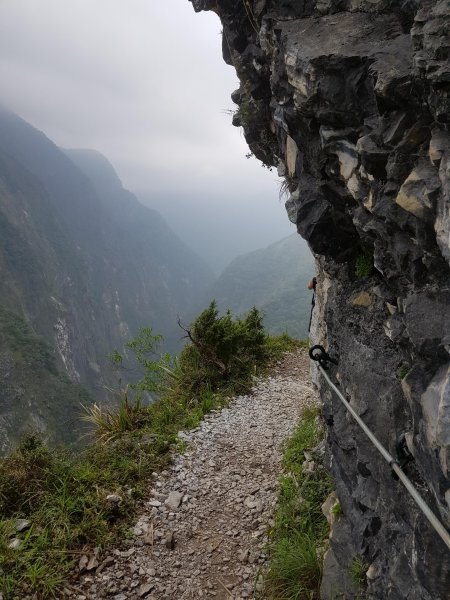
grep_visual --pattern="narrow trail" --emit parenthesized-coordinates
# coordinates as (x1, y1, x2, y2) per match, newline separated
(69, 349, 318, 600)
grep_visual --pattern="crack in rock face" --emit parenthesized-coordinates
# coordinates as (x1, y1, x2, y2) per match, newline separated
(66, 350, 318, 599)
(190, 0, 449, 598)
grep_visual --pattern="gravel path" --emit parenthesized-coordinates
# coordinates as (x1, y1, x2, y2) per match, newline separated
(70, 349, 318, 600)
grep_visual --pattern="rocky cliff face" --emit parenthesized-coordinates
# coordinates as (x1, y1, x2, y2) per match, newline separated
(189, 0, 450, 597)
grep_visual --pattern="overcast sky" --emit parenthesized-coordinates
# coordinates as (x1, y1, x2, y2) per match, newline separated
(0, 0, 296, 271)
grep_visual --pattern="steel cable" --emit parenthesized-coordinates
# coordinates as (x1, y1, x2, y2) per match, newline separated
(309, 345, 450, 551)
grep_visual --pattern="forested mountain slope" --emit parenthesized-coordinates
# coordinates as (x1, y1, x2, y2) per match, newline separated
(205, 234, 314, 339)
(0, 108, 213, 451)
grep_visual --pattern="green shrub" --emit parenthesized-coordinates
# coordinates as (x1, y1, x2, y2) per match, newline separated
(232, 94, 277, 168)
(174, 302, 270, 398)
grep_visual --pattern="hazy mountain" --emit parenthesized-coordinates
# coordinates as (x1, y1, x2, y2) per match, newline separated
(203, 235, 315, 339)
(63, 148, 214, 349)
(141, 190, 295, 274)
(0, 108, 312, 453)
(0, 108, 213, 451)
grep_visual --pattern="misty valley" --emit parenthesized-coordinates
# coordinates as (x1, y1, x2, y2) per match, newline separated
(0, 107, 312, 453)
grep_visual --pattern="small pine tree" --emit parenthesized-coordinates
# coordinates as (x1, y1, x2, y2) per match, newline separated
(178, 301, 268, 394)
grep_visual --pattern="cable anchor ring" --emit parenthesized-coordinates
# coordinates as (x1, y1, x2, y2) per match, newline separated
(309, 345, 338, 370)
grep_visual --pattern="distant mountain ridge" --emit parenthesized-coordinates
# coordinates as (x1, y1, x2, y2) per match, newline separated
(203, 235, 314, 339)
(0, 107, 213, 452)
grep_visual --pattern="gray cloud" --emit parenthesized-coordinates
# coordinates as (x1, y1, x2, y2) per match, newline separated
(0, 0, 294, 269)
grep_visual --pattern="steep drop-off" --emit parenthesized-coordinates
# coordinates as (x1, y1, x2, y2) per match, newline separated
(190, 0, 450, 598)
(0, 109, 213, 452)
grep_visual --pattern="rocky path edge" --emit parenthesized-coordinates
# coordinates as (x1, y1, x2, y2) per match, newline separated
(67, 348, 318, 600)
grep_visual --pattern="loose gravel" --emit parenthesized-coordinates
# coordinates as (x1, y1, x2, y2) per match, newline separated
(67, 349, 318, 600)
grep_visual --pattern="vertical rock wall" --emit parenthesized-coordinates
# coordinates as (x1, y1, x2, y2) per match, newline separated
(189, 0, 450, 597)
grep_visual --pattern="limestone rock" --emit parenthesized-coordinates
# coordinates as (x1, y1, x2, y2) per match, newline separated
(164, 531, 175, 550)
(86, 556, 99, 571)
(78, 555, 89, 571)
(15, 519, 30, 532)
(8, 538, 21, 550)
(165, 491, 183, 510)
(285, 136, 298, 177)
(320, 546, 359, 600)
(395, 161, 440, 222)
(321, 490, 339, 527)
(105, 494, 122, 506)
(351, 291, 373, 307)
(139, 583, 154, 597)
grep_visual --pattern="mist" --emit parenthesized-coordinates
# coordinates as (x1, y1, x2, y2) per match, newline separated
(0, 0, 295, 270)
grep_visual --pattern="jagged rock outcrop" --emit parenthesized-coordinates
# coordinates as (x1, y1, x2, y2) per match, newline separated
(189, 0, 450, 597)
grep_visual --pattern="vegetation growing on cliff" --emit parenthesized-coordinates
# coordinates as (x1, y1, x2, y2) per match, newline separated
(349, 556, 369, 589)
(232, 94, 277, 169)
(0, 307, 93, 451)
(0, 305, 301, 599)
(355, 248, 374, 279)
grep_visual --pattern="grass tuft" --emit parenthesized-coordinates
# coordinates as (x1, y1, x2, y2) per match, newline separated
(81, 389, 150, 443)
(398, 364, 410, 379)
(350, 556, 368, 588)
(355, 249, 373, 279)
(266, 333, 308, 359)
(265, 406, 332, 599)
(331, 500, 343, 519)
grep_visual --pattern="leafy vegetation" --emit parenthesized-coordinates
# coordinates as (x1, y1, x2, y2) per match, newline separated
(0, 432, 164, 599)
(0, 305, 299, 598)
(232, 94, 277, 168)
(0, 309, 57, 374)
(265, 406, 332, 599)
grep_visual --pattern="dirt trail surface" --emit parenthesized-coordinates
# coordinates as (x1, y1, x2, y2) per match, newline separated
(69, 349, 318, 600)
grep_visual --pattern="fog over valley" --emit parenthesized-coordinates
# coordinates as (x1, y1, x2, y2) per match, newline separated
(0, 0, 297, 271)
